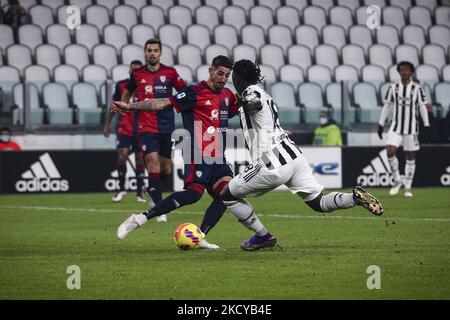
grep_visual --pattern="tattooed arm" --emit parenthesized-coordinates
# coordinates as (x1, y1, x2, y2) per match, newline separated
(111, 98, 172, 113)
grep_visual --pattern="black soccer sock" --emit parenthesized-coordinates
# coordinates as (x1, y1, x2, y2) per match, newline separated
(200, 199, 227, 235)
(147, 172, 162, 204)
(116, 160, 126, 191)
(144, 189, 203, 219)
(135, 163, 145, 195)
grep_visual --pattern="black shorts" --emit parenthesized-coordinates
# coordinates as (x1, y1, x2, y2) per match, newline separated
(116, 134, 141, 153)
(139, 132, 173, 158)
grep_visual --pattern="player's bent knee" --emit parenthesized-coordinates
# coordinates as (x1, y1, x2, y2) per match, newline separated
(219, 185, 239, 202)
(185, 183, 205, 201)
(305, 194, 325, 213)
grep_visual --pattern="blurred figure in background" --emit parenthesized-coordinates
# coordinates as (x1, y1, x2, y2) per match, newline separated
(3, 0, 31, 29)
(0, 127, 21, 151)
(312, 111, 343, 146)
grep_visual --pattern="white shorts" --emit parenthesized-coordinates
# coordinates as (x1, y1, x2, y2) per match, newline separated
(386, 130, 420, 151)
(228, 154, 324, 202)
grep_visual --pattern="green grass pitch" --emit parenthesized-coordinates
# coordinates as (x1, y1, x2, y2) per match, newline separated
(0, 188, 449, 300)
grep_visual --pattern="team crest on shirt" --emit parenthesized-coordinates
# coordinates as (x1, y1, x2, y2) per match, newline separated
(196, 170, 202, 178)
(210, 109, 219, 120)
(145, 85, 153, 94)
(160, 76, 166, 83)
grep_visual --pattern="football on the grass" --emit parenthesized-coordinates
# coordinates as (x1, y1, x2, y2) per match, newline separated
(173, 223, 204, 250)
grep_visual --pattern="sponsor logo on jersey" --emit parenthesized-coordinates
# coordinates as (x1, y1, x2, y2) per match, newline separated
(205, 100, 212, 106)
(15, 153, 69, 192)
(357, 149, 397, 186)
(210, 109, 219, 120)
(145, 85, 153, 94)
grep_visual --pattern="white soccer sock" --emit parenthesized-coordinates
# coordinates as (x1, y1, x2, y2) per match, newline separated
(388, 156, 401, 182)
(223, 199, 268, 236)
(404, 160, 416, 190)
(320, 192, 356, 212)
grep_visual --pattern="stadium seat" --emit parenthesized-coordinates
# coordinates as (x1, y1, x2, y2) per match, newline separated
(376, 25, 400, 52)
(152, 0, 175, 15)
(250, 6, 274, 34)
(443, 66, 450, 82)
(12, 82, 43, 125)
(160, 45, 175, 66)
(19, 0, 37, 10)
(259, 0, 282, 11)
(408, 7, 432, 31)
(174, 65, 194, 84)
(279, 65, 304, 87)
(361, 65, 386, 89)
(0, 25, 14, 51)
(416, 65, 440, 84)
(355, 6, 369, 25)
(435, 6, 450, 26)
(222, 6, 247, 31)
(241, 25, 266, 51)
(69, 0, 93, 13)
(196, 65, 209, 83)
(337, 0, 360, 12)
(335, 65, 360, 88)
(329, 6, 354, 33)
(402, 25, 426, 52)
(325, 82, 343, 120)
(177, 45, 203, 72)
(75, 24, 100, 53)
(284, 0, 308, 12)
(364, 0, 386, 8)
(6, 45, 32, 76)
(29, 5, 54, 31)
(36, 44, 61, 74)
(72, 82, 102, 125)
(214, 25, 238, 51)
(159, 25, 184, 52)
(435, 82, 450, 115)
(131, 25, 155, 47)
(18, 24, 43, 52)
(388, 65, 401, 82)
(352, 82, 380, 123)
(342, 44, 366, 73)
(423, 45, 447, 71)
(82, 65, 108, 92)
(288, 45, 312, 72)
(168, 6, 193, 33)
(46, 24, 71, 52)
(0, 66, 21, 113)
(85, 5, 110, 32)
(178, 0, 202, 11)
(111, 65, 129, 82)
(260, 44, 285, 72)
(205, 44, 229, 65)
(269, 82, 300, 124)
(56, 5, 70, 24)
(121, 44, 145, 66)
(233, 44, 257, 63)
(311, 0, 334, 11)
(382, 6, 406, 33)
(205, 0, 228, 12)
(276, 6, 300, 32)
(41, 0, 64, 12)
(295, 25, 320, 52)
(369, 44, 393, 71)
(113, 5, 138, 33)
(268, 25, 293, 53)
(395, 44, 419, 67)
(92, 44, 118, 78)
(187, 25, 211, 54)
(54, 65, 79, 91)
(307, 65, 332, 91)
(123, 0, 147, 11)
(231, 0, 255, 12)
(415, 0, 437, 12)
(0, 49, 2, 65)
(429, 26, 450, 50)
(322, 25, 347, 52)
(64, 44, 90, 75)
(303, 6, 327, 33)
(392, 0, 413, 12)
(315, 45, 340, 72)
(349, 25, 374, 55)
(96, 0, 119, 11)
(104, 24, 128, 52)
(141, 6, 165, 31)
(298, 82, 326, 123)
(259, 65, 277, 84)
(42, 82, 73, 125)
(195, 6, 220, 33)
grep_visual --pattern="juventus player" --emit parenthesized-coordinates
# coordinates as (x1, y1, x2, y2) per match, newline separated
(377, 61, 430, 197)
(216, 60, 384, 250)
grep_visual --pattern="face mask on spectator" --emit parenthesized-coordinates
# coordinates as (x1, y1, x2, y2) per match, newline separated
(319, 117, 328, 125)
(0, 135, 10, 143)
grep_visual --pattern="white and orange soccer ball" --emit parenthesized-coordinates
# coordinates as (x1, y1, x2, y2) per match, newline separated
(173, 223, 204, 250)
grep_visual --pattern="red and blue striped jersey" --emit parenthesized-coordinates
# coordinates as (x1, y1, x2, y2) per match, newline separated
(113, 79, 139, 137)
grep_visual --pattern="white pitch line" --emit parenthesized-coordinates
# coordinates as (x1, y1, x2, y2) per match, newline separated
(1, 205, 450, 222)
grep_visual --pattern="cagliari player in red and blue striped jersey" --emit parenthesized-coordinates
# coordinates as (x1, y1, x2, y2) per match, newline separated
(121, 39, 186, 222)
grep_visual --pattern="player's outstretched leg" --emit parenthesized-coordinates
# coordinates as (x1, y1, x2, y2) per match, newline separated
(352, 186, 384, 216)
(197, 198, 227, 249)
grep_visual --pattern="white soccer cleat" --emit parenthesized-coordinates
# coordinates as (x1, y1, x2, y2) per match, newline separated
(117, 214, 140, 240)
(155, 214, 167, 223)
(135, 195, 147, 203)
(198, 238, 220, 250)
(404, 190, 413, 197)
(389, 181, 402, 196)
(112, 191, 127, 202)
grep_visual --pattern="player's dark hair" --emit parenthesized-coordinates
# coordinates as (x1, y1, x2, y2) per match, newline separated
(397, 61, 415, 73)
(130, 60, 143, 66)
(0, 127, 12, 134)
(211, 55, 233, 69)
(233, 59, 265, 84)
(144, 38, 162, 50)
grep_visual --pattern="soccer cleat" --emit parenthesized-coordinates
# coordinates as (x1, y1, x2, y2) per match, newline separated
(240, 233, 277, 251)
(389, 180, 403, 196)
(353, 186, 384, 216)
(117, 214, 140, 240)
(112, 191, 127, 202)
(198, 238, 220, 250)
(155, 214, 167, 223)
(404, 190, 413, 197)
(135, 194, 147, 203)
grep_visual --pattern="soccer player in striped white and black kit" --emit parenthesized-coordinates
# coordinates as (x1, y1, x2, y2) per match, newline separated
(378, 61, 430, 197)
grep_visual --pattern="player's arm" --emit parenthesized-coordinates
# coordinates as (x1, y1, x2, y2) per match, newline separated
(237, 91, 263, 114)
(122, 72, 137, 103)
(418, 87, 430, 127)
(112, 98, 172, 113)
(104, 83, 121, 137)
(377, 86, 394, 139)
